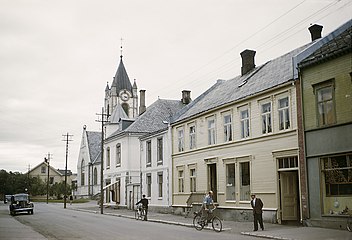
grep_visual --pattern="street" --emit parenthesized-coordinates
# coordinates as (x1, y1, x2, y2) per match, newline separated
(0, 202, 247, 240)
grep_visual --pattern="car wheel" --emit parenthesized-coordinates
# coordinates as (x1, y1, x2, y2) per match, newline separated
(31, 210, 34, 214)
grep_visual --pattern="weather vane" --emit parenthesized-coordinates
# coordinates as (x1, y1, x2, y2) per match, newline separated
(120, 37, 124, 57)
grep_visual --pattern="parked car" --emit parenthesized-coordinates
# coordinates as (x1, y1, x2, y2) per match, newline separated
(9, 193, 34, 215)
(4, 195, 12, 204)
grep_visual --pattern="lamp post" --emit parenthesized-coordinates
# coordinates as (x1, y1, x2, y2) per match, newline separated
(44, 154, 50, 204)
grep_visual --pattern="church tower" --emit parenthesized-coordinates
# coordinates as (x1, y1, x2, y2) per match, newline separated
(104, 52, 139, 122)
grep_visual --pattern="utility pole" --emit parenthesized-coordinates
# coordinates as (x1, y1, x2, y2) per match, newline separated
(44, 153, 52, 204)
(96, 107, 109, 214)
(62, 133, 73, 209)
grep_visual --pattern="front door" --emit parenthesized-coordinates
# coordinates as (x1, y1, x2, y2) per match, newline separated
(280, 171, 299, 221)
(208, 164, 217, 202)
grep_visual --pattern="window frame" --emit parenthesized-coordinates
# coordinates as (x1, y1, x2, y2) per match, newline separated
(177, 127, 184, 152)
(239, 107, 250, 139)
(189, 124, 196, 150)
(116, 143, 121, 167)
(157, 137, 163, 165)
(314, 80, 336, 127)
(146, 140, 152, 167)
(261, 102, 272, 134)
(207, 116, 216, 145)
(157, 172, 163, 198)
(223, 113, 233, 142)
(278, 96, 290, 131)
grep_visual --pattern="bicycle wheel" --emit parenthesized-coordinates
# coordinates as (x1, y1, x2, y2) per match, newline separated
(193, 214, 205, 231)
(211, 216, 222, 232)
(347, 216, 352, 232)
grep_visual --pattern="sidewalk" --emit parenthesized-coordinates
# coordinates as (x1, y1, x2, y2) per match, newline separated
(69, 201, 351, 240)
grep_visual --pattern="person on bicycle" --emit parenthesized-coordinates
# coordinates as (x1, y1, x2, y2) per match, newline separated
(202, 191, 215, 224)
(136, 194, 149, 221)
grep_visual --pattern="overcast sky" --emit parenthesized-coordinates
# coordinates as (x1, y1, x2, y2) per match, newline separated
(0, 0, 351, 174)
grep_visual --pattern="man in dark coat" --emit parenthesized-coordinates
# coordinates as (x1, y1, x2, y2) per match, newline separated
(136, 194, 149, 221)
(251, 193, 264, 231)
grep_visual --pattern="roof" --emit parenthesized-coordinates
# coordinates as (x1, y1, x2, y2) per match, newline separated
(111, 56, 133, 93)
(109, 104, 128, 123)
(86, 131, 101, 164)
(298, 21, 352, 68)
(108, 99, 185, 139)
(173, 43, 312, 124)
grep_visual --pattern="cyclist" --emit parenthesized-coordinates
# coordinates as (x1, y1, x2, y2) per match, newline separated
(136, 194, 149, 221)
(201, 191, 215, 224)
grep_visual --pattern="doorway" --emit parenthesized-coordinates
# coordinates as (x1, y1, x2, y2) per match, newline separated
(279, 171, 299, 222)
(207, 164, 217, 202)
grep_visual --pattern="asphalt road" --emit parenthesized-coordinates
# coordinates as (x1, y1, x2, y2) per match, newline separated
(3, 202, 248, 240)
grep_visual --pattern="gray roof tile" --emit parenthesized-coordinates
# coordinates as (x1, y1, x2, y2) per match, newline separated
(173, 44, 311, 123)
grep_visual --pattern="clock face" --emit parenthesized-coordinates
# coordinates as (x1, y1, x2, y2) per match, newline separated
(121, 93, 129, 101)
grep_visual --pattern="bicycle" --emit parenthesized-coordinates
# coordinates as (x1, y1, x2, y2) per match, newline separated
(135, 204, 146, 221)
(347, 215, 352, 232)
(193, 208, 222, 232)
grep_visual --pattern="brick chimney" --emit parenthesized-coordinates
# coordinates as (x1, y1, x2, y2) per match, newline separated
(240, 49, 256, 76)
(139, 90, 146, 115)
(181, 90, 191, 104)
(308, 24, 323, 41)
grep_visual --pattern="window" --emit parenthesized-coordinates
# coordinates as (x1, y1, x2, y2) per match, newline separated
(208, 118, 216, 145)
(190, 168, 196, 192)
(146, 141, 151, 167)
(261, 102, 272, 134)
(116, 143, 121, 167)
(189, 125, 196, 149)
(240, 162, 250, 201)
(278, 156, 298, 169)
(146, 174, 151, 197)
(158, 172, 163, 198)
(240, 109, 250, 138)
(224, 114, 232, 142)
(322, 154, 352, 196)
(81, 159, 85, 186)
(278, 97, 290, 130)
(157, 138, 163, 165)
(177, 128, 184, 152)
(41, 166, 46, 174)
(316, 83, 335, 126)
(226, 164, 236, 200)
(49, 177, 54, 185)
(106, 147, 110, 169)
(178, 170, 184, 192)
(93, 167, 98, 185)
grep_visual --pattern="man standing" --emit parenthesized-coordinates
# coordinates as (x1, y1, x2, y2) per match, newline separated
(136, 194, 149, 221)
(251, 193, 264, 231)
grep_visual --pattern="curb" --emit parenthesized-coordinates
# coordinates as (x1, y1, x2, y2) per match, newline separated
(241, 232, 296, 240)
(70, 208, 231, 232)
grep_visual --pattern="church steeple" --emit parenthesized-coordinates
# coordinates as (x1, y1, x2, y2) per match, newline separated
(111, 55, 133, 94)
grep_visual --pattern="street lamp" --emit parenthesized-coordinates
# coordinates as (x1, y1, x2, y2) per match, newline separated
(44, 156, 50, 204)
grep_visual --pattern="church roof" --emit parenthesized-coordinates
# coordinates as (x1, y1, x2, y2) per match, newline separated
(109, 104, 128, 123)
(173, 43, 313, 124)
(86, 131, 101, 164)
(111, 56, 133, 93)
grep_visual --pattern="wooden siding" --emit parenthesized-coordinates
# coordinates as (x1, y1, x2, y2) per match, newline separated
(302, 54, 352, 130)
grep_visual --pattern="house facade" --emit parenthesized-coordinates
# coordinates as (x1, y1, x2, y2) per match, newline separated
(138, 96, 189, 211)
(170, 26, 327, 223)
(296, 20, 352, 229)
(76, 125, 101, 199)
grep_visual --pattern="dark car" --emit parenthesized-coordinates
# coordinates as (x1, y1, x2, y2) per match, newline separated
(9, 193, 34, 215)
(4, 195, 12, 204)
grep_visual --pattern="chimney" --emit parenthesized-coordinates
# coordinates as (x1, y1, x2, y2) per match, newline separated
(308, 24, 323, 41)
(240, 49, 256, 76)
(181, 90, 191, 104)
(139, 90, 146, 115)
